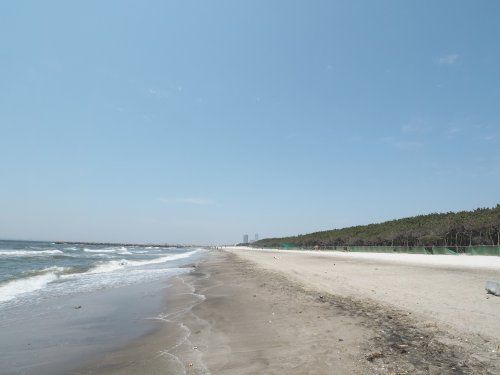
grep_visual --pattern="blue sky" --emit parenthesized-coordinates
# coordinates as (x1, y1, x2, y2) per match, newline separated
(1, 1, 499, 244)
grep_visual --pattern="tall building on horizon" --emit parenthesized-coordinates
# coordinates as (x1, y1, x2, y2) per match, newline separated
(255, 233, 259, 241)
(243, 234, 249, 244)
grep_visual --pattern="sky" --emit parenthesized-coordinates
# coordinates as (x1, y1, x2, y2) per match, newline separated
(1, 1, 499, 244)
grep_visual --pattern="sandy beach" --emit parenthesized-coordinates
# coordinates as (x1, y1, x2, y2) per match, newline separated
(76, 248, 500, 374)
(229, 247, 500, 339)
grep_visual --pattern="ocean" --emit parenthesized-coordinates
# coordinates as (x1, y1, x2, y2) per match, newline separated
(0, 240, 203, 374)
(0, 240, 200, 306)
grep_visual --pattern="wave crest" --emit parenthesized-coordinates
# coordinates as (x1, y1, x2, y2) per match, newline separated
(88, 250, 199, 274)
(0, 250, 64, 257)
(0, 266, 69, 302)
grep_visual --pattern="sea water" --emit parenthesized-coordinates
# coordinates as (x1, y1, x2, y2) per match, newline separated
(0, 240, 202, 374)
(0, 240, 200, 306)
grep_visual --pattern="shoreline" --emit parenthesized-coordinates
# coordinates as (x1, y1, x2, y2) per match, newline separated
(77, 249, 499, 374)
(77, 251, 371, 374)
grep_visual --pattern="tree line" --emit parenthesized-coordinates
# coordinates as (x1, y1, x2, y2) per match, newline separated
(252, 205, 500, 248)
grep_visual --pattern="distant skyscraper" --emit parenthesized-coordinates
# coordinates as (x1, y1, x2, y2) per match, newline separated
(255, 233, 259, 241)
(243, 234, 249, 244)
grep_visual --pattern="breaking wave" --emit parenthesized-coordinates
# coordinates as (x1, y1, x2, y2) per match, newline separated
(88, 250, 198, 274)
(0, 250, 64, 257)
(0, 267, 69, 302)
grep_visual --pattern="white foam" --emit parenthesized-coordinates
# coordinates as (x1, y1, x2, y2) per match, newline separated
(88, 260, 129, 274)
(117, 249, 132, 255)
(83, 248, 115, 253)
(87, 250, 199, 274)
(84, 247, 132, 255)
(127, 250, 199, 267)
(37, 266, 69, 273)
(0, 250, 64, 257)
(0, 267, 67, 302)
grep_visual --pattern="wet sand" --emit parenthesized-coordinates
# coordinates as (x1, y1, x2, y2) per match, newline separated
(0, 279, 168, 375)
(77, 250, 499, 374)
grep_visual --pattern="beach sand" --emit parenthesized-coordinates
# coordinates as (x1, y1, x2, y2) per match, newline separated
(76, 249, 500, 374)
(229, 247, 500, 339)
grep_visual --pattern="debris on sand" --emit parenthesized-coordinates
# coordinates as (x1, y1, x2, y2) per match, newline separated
(485, 280, 500, 296)
(73, 305, 82, 309)
(366, 351, 384, 362)
(391, 343, 409, 354)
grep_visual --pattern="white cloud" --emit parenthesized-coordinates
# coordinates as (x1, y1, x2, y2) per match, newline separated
(380, 136, 424, 151)
(147, 88, 170, 99)
(159, 197, 215, 205)
(394, 141, 424, 150)
(484, 135, 496, 142)
(437, 53, 459, 65)
(401, 120, 431, 133)
(178, 197, 215, 205)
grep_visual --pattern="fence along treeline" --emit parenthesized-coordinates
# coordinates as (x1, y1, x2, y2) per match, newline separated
(253, 205, 500, 248)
